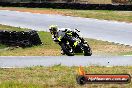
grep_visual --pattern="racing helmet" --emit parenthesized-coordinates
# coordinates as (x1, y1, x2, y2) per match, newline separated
(49, 25, 58, 34)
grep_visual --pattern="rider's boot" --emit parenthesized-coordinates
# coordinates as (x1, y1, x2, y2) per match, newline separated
(61, 49, 65, 55)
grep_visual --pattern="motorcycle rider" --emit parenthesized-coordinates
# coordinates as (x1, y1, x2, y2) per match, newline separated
(49, 25, 92, 56)
(49, 25, 76, 43)
(49, 25, 79, 54)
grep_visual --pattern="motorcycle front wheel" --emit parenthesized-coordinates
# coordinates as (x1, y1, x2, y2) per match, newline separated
(61, 43, 74, 56)
(83, 44, 92, 56)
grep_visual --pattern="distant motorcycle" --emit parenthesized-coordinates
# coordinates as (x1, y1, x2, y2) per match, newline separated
(58, 29, 92, 56)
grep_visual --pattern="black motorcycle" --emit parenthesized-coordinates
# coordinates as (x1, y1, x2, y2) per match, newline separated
(58, 29, 92, 56)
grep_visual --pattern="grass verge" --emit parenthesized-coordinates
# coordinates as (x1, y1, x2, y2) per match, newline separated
(0, 24, 61, 56)
(0, 24, 132, 56)
(0, 7, 132, 22)
(0, 65, 131, 88)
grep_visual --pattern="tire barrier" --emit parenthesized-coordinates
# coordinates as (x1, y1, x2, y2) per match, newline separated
(0, 30, 42, 47)
(0, 2, 132, 11)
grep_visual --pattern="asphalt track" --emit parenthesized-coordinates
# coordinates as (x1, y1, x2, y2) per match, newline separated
(0, 10, 132, 46)
(0, 56, 132, 68)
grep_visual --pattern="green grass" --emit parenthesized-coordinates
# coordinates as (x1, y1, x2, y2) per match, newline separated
(0, 24, 132, 56)
(0, 65, 131, 88)
(86, 38, 132, 56)
(0, 24, 61, 56)
(120, 51, 132, 56)
(56, 9, 132, 22)
(0, 24, 30, 31)
(0, 31, 61, 56)
(0, 7, 132, 22)
(0, 44, 6, 49)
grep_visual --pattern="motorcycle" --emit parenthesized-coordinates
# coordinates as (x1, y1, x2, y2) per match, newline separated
(58, 29, 92, 56)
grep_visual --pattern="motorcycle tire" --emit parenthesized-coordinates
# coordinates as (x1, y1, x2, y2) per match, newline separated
(61, 43, 74, 56)
(83, 44, 92, 56)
